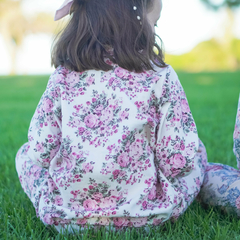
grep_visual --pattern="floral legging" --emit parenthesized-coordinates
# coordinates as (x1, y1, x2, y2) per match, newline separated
(198, 96, 240, 215)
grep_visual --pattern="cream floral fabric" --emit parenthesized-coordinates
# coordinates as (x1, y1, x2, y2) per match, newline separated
(16, 64, 207, 230)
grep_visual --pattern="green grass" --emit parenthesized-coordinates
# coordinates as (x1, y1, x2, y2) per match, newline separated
(0, 71, 240, 239)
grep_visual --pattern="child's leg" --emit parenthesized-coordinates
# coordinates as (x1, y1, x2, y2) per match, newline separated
(198, 96, 240, 216)
(198, 163, 240, 215)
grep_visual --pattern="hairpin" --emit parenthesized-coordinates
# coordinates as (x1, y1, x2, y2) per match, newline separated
(133, 6, 142, 25)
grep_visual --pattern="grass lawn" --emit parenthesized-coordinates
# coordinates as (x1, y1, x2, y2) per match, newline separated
(0, 71, 240, 239)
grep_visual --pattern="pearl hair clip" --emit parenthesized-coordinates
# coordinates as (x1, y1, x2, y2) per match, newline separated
(133, 6, 142, 25)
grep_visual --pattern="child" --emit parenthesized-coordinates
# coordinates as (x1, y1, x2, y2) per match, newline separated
(16, 0, 208, 232)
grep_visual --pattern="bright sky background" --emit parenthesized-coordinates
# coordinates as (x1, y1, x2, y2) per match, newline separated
(0, 0, 239, 75)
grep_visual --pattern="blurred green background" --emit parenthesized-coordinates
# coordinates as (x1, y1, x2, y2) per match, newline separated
(0, 0, 240, 74)
(164, 0, 240, 72)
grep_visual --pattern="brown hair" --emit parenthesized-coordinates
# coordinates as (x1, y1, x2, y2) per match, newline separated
(51, 0, 167, 73)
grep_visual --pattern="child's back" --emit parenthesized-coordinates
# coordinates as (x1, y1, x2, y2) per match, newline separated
(15, 0, 209, 232)
(16, 62, 207, 230)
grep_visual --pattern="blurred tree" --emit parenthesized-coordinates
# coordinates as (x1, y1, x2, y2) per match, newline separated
(166, 38, 240, 72)
(201, 0, 240, 9)
(200, 0, 240, 42)
(199, 0, 240, 69)
(0, 0, 57, 74)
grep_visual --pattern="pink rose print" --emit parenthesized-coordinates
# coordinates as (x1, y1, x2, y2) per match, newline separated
(84, 114, 98, 128)
(86, 76, 95, 86)
(76, 218, 88, 226)
(180, 141, 185, 151)
(182, 114, 188, 123)
(99, 197, 117, 209)
(129, 141, 143, 160)
(173, 105, 181, 121)
(43, 214, 54, 225)
(55, 195, 63, 206)
(48, 178, 56, 192)
(83, 199, 97, 211)
(51, 213, 61, 218)
(67, 74, 79, 86)
(98, 218, 110, 226)
(159, 150, 168, 161)
(131, 217, 147, 227)
(71, 202, 82, 211)
(35, 142, 44, 153)
(186, 147, 195, 156)
(117, 152, 130, 167)
(43, 98, 54, 113)
(118, 170, 126, 178)
(126, 80, 136, 89)
(72, 118, 81, 126)
(78, 127, 85, 135)
(174, 144, 180, 151)
(148, 185, 156, 200)
(147, 117, 155, 127)
(181, 99, 190, 113)
(31, 164, 41, 173)
(82, 162, 94, 173)
(170, 153, 186, 169)
(50, 147, 59, 160)
(153, 218, 162, 226)
(108, 77, 115, 86)
(113, 217, 129, 227)
(142, 201, 147, 209)
(112, 169, 120, 179)
(95, 104, 104, 113)
(161, 162, 172, 177)
(114, 67, 128, 78)
(100, 107, 113, 124)
(92, 192, 103, 200)
(119, 111, 129, 121)
(171, 169, 181, 177)
(61, 149, 68, 158)
(149, 106, 156, 116)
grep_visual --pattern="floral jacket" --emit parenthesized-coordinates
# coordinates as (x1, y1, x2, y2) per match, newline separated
(16, 64, 206, 229)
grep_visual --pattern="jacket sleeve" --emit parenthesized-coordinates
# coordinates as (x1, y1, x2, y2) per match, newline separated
(27, 71, 62, 168)
(154, 66, 199, 181)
